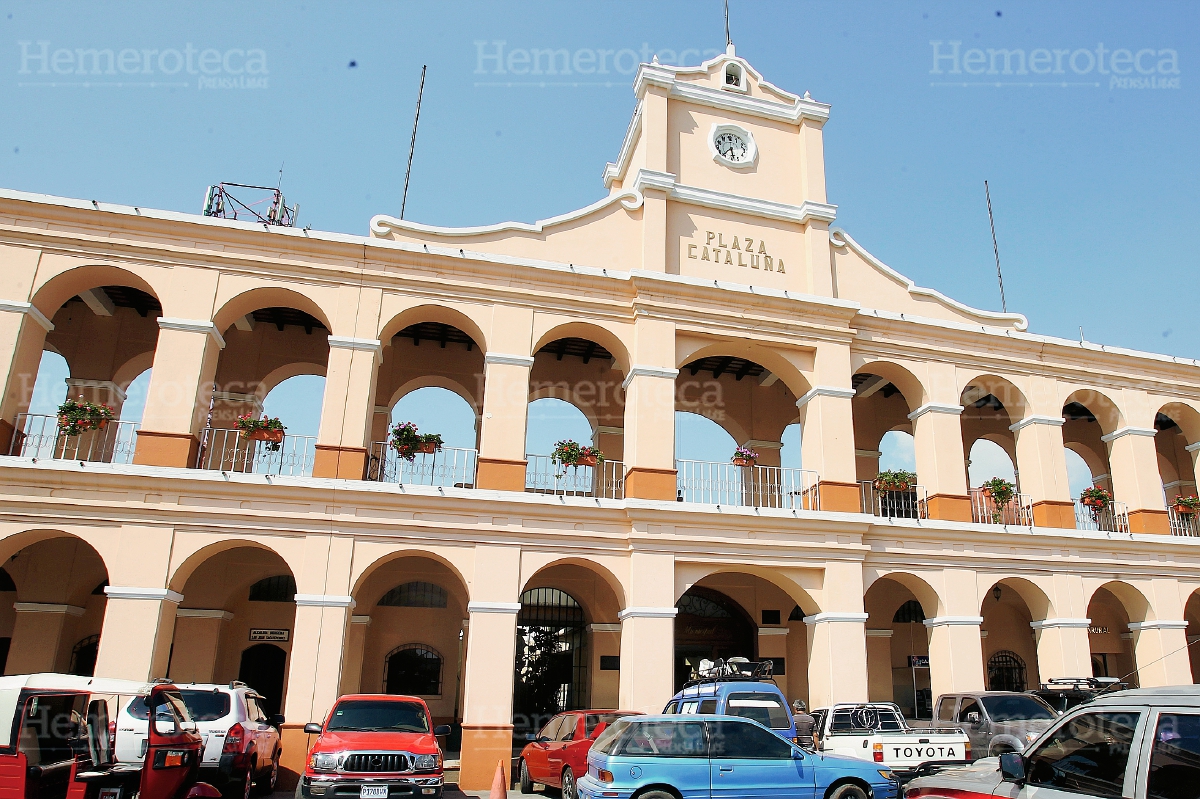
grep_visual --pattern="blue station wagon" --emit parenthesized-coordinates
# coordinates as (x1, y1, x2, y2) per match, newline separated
(576, 715, 899, 799)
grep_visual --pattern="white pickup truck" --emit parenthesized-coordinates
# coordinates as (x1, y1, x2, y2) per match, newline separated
(810, 702, 970, 780)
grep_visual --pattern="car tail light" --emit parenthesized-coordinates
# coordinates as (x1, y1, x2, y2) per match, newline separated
(965, 741, 971, 759)
(872, 742, 884, 762)
(222, 723, 245, 754)
(598, 769, 614, 783)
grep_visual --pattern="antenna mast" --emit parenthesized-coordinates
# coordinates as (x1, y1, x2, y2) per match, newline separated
(724, 0, 732, 47)
(984, 180, 1008, 313)
(400, 65, 427, 220)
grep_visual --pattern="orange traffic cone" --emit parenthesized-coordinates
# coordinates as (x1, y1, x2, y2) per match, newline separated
(488, 759, 507, 799)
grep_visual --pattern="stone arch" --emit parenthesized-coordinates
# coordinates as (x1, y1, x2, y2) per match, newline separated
(1062, 387, 1124, 436)
(528, 384, 600, 432)
(350, 547, 472, 601)
(675, 409, 746, 457)
(1089, 580, 1152, 624)
(30, 264, 164, 320)
(674, 563, 821, 617)
(980, 576, 1053, 621)
(853, 359, 928, 413)
(676, 341, 812, 401)
(111, 351, 155, 392)
(1065, 441, 1108, 481)
(519, 555, 628, 618)
(864, 570, 945, 618)
(532, 321, 632, 372)
(1158, 401, 1200, 445)
(211, 286, 334, 335)
(256, 362, 328, 401)
(378, 304, 488, 353)
(958, 373, 1029, 424)
(389, 375, 481, 417)
(168, 538, 300, 594)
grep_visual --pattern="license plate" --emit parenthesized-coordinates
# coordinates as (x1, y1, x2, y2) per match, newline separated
(360, 786, 388, 799)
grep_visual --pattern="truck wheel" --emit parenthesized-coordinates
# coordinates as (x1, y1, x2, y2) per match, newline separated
(519, 759, 534, 794)
(560, 767, 576, 799)
(828, 784, 869, 799)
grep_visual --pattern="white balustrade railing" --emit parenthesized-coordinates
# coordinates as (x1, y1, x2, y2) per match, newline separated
(367, 442, 478, 488)
(8, 413, 139, 465)
(860, 481, 929, 520)
(1074, 500, 1131, 534)
(195, 428, 316, 477)
(1168, 506, 1200, 537)
(675, 460, 820, 510)
(524, 454, 625, 499)
(969, 488, 1034, 526)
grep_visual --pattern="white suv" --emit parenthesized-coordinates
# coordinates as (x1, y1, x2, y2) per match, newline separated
(115, 681, 283, 799)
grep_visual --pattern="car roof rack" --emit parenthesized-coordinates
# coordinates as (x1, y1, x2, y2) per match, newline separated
(681, 658, 776, 689)
(1039, 677, 1124, 690)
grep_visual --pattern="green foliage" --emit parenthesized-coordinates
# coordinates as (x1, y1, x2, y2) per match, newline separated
(57, 397, 114, 437)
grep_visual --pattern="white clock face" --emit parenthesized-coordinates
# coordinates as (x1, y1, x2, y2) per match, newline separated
(714, 131, 749, 163)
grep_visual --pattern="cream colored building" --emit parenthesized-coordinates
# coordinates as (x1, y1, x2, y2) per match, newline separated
(0, 50, 1198, 790)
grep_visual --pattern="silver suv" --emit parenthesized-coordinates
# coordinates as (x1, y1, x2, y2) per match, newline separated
(116, 681, 283, 799)
(933, 691, 1057, 758)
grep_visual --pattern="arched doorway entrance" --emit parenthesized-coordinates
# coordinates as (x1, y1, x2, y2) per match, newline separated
(385, 645, 443, 695)
(986, 650, 1028, 692)
(238, 643, 287, 716)
(674, 587, 756, 690)
(513, 588, 587, 736)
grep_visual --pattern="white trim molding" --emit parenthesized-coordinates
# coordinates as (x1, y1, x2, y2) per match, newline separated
(484, 353, 535, 369)
(372, 190, 644, 238)
(104, 586, 184, 603)
(602, 101, 643, 187)
(588, 623, 622, 633)
(618, 606, 679, 620)
(856, 449, 883, 459)
(0, 299, 54, 332)
(1186, 442, 1200, 453)
(327, 336, 382, 354)
(14, 602, 85, 616)
(294, 594, 356, 608)
(158, 317, 225, 349)
(743, 439, 783, 451)
(803, 612, 869, 625)
(350, 615, 372, 626)
(1127, 620, 1190, 631)
(908, 403, 965, 421)
(865, 629, 894, 638)
(631, 169, 837, 226)
(796, 386, 857, 408)
(65, 378, 126, 402)
(1009, 415, 1066, 432)
(1101, 426, 1158, 443)
(923, 615, 984, 628)
(1030, 618, 1092, 630)
(621, 365, 680, 389)
(758, 627, 789, 636)
(467, 601, 522, 614)
(175, 608, 234, 621)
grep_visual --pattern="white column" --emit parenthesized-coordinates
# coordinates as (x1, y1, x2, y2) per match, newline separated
(1104, 426, 1169, 534)
(924, 616, 986, 698)
(1129, 620, 1192, 686)
(476, 353, 534, 491)
(618, 607, 677, 713)
(313, 337, 381, 479)
(460, 601, 520, 790)
(95, 587, 183, 680)
(804, 613, 869, 707)
(1011, 416, 1075, 528)
(1030, 618, 1093, 681)
(910, 403, 971, 522)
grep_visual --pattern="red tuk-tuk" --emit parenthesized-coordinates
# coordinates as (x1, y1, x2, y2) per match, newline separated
(0, 673, 220, 799)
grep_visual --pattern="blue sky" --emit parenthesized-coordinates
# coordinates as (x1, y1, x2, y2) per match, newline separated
(9, 1, 1189, 492)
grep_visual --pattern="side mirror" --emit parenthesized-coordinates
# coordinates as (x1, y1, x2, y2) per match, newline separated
(792, 748, 805, 759)
(181, 721, 198, 734)
(434, 725, 451, 737)
(273, 714, 286, 726)
(589, 722, 608, 739)
(966, 712, 981, 725)
(303, 723, 323, 735)
(999, 752, 1026, 782)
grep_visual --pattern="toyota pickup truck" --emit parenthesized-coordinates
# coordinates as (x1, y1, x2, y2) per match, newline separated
(810, 703, 970, 781)
(298, 694, 451, 799)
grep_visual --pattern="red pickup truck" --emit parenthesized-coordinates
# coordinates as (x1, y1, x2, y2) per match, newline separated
(299, 694, 451, 799)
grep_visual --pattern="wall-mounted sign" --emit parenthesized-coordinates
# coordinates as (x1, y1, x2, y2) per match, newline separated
(908, 655, 930, 668)
(684, 231, 786, 273)
(1088, 626, 1109, 635)
(249, 628, 290, 642)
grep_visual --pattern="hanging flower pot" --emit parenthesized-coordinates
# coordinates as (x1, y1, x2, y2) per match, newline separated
(732, 446, 759, 467)
(874, 469, 916, 493)
(237, 414, 286, 442)
(1173, 495, 1200, 515)
(389, 421, 443, 462)
(247, 428, 285, 443)
(552, 440, 604, 469)
(1080, 486, 1111, 510)
(56, 397, 115, 437)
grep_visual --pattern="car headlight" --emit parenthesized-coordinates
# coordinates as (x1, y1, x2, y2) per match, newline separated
(877, 769, 896, 782)
(310, 753, 339, 771)
(414, 754, 439, 771)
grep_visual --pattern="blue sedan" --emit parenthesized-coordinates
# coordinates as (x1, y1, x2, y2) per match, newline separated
(576, 715, 898, 799)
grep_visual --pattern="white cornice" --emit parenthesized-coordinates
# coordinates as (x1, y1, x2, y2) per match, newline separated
(832, 229, 1029, 332)
(350, 614, 372, 625)
(803, 612, 868, 625)
(1127, 619, 1189, 630)
(327, 336, 382, 353)
(796, 386, 857, 408)
(484, 353, 535, 368)
(467, 601, 522, 614)
(631, 169, 836, 225)
(294, 594, 355, 608)
(105, 586, 184, 603)
(65, 378, 126, 402)
(757, 627, 789, 636)
(908, 403, 964, 421)
(618, 606, 679, 620)
(1009, 416, 1066, 432)
(176, 608, 234, 621)
(1100, 427, 1158, 443)
(0, 300, 54, 332)
(158, 317, 225, 349)
(588, 623, 622, 633)
(923, 615, 984, 627)
(621, 365, 680, 389)
(743, 439, 783, 450)
(865, 628, 894, 638)
(1029, 618, 1091, 630)
(371, 190, 644, 238)
(14, 602, 85, 616)
(602, 101, 643, 188)
(1187, 442, 1200, 453)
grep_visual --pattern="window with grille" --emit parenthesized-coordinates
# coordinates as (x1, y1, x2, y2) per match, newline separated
(987, 650, 1028, 692)
(249, 575, 297, 602)
(70, 634, 99, 676)
(384, 645, 442, 696)
(893, 600, 927, 623)
(378, 581, 448, 608)
(677, 593, 732, 618)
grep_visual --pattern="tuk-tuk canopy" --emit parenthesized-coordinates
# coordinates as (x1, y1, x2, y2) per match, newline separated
(0, 673, 166, 747)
